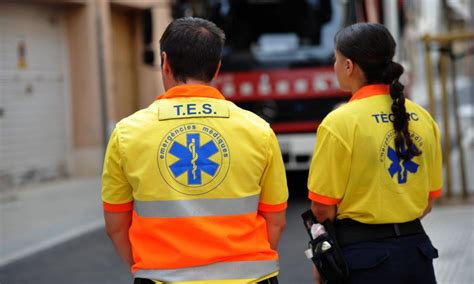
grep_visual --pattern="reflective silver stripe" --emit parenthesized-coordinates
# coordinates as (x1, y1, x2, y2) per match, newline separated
(134, 260, 279, 281)
(134, 194, 259, 217)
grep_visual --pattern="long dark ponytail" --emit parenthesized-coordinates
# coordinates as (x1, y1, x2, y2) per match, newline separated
(335, 23, 421, 160)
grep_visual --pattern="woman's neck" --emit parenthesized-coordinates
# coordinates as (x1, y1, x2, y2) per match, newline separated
(349, 79, 367, 95)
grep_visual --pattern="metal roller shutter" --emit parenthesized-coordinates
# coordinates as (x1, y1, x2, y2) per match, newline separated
(0, 3, 69, 190)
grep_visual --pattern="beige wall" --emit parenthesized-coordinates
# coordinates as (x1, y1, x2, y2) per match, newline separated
(65, 3, 102, 148)
(63, 1, 105, 175)
(110, 0, 169, 10)
(136, 5, 170, 108)
(107, 1, 169, 111)
(111, 6, 139, 120)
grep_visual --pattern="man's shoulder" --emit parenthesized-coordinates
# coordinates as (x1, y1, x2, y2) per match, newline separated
(116, 102, 158, 129)
(228, 102, 272, 131)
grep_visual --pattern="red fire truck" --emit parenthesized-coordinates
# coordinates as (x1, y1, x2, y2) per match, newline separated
(171, 0, 352, 171)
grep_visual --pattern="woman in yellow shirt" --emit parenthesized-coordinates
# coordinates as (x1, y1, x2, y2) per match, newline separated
(307, 23, 442, 283)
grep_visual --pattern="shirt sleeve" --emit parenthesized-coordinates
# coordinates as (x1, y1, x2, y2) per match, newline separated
(101, 127, 133, 212)
(258, 128, 289, 212)
(308, 125, 351, 205)
(429, 121, 443, 199)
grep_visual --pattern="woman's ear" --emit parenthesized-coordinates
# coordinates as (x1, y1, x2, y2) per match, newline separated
(345, 58, 355, 76)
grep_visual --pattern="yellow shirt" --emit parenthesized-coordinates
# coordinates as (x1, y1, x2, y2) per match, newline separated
(102, 85, 288, 283)
(308, 85, 442, 224)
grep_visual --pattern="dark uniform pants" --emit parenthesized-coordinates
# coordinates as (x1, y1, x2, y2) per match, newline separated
(134, 275, 278, 284)
(329, 233, 438, 284)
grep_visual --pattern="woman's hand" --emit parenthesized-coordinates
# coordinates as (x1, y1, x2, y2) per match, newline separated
(311, 201, 337, 223)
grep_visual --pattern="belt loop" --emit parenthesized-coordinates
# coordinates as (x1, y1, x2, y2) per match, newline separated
(393, 223, 401, 236)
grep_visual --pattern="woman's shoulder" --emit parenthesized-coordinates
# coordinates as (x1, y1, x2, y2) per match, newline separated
(405, 99, 437, 123)
(322, 100, 356, 126)
(319, 102, 359, 141)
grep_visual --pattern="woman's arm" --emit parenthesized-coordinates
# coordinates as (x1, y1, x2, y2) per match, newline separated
(311, 201, 337, 223)
(420, 197, 436, 219)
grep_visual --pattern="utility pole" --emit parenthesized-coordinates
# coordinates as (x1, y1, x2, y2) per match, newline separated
(383, 0, 400, 61)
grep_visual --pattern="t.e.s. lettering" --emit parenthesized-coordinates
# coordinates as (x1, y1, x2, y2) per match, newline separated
(173, 103, 215, 116)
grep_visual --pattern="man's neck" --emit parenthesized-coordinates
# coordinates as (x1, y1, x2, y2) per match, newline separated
(165, 79, 211, 91)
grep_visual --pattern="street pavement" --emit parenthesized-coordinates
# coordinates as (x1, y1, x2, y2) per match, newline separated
(0, 189, 472, 284)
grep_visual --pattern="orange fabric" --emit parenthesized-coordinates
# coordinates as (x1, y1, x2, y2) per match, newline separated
(103, 201, 133, 212)
(350, 84, 390, 102)
(308, 191, 341, 205)
(258, 202, 288, 212)
(156, 84, 226, 100)
(129, 211, 277, 272)
(429, 188, 442, 199)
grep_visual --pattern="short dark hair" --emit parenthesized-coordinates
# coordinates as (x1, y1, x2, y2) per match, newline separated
(335, 23, 421, 160)
(160, 17, 225, 83)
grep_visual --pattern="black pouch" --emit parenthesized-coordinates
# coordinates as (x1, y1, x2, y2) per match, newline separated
(302, 210, 349, 283)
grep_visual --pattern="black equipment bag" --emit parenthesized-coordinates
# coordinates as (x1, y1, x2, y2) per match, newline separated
(301, 210, 349, 283)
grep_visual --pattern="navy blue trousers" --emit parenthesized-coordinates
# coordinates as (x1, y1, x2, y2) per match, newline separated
(331, 233, 438, 284)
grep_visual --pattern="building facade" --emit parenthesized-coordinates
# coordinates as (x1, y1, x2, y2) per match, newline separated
(0, 0, 171, 192)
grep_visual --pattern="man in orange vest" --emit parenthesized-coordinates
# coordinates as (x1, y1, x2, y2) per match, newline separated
(102, 17, 288, 284)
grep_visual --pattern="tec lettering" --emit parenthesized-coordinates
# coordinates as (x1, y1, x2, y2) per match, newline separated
(372, 112, 419, 124)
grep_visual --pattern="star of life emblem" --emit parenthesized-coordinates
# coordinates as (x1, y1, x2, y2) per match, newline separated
(380, 130, 423, 185)
(157, 123, 230, 195)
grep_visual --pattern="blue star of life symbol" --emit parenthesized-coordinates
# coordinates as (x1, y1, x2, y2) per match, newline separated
(387, 145, 419, 184)
(168, 133, 219, 185)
